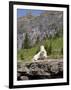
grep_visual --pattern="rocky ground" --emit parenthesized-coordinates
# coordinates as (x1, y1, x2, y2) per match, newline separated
(17, 59, 63, 80)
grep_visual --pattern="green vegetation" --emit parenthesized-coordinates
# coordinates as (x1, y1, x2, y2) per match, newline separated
(61, 47, 63, 55)
(17, 46, 39, 62)
(22, 33, 30, 49)
(20, 53, 24, 60)
(45, 39, 52, 55)
(17, 37, 63, 62)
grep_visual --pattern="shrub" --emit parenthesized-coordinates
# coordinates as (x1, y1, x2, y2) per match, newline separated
(20, 53, 24, 60)
(45, 41, 52, 55)
(36, 36, 40, 44)
(23, 33, 30, 49)
(61, 47, 63, 55)
(47, 43, 52, 55)
(35, 46, 40, 54)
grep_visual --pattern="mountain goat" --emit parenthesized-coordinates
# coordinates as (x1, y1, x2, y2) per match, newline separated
(32, 45, 47, 62)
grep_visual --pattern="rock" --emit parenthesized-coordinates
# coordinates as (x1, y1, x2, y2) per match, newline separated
(20, 76, 29, 80)
(17, 72, 21, 77)
(29, 63, 39, 75)
(17, 59, 63, 80)
(58, 62, 63, 72)
(50, 63, 59, 74)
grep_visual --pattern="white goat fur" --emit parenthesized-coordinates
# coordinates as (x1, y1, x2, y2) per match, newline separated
(32, 45, 47, 62)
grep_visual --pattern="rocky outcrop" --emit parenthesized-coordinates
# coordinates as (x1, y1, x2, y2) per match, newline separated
(17, 59, 63, 80)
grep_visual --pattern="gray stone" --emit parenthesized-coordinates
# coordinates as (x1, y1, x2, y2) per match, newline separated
(17, 59, 63, 80)
(20, 76, 29, 80)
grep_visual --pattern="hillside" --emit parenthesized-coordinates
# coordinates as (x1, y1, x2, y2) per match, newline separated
(17, 11, 63, 50)
(17, 37, 63, 61)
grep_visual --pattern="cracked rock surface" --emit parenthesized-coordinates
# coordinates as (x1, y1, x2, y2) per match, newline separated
(17, 59, 63, 80)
